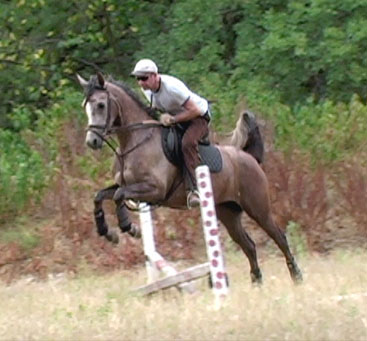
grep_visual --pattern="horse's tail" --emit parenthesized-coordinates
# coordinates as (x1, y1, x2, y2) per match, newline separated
(230, 110, 264, 164)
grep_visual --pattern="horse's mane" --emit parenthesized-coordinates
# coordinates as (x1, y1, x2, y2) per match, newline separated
(84, 75, 105, 101)
(84, 75, 158, 119)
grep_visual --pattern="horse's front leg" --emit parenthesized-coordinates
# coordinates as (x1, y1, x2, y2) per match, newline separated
(94, 184, 120, 243)
(95, 184, 141, 242)
(113, 182, 163, 236)
(114, 197, 141, 238)
(113, 182, 164, 203)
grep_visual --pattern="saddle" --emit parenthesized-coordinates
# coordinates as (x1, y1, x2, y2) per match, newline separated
(161, 126, 223, 173)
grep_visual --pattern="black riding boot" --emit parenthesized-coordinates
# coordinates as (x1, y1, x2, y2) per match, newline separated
(183, 167, 200, 208)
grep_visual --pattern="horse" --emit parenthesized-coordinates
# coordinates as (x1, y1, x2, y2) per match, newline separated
(96, 108, 264, 241)
(77, 72, 302, 284)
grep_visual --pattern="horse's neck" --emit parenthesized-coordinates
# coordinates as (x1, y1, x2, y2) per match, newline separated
(109, 83, 157, 151)
(109, 83, 150, 125)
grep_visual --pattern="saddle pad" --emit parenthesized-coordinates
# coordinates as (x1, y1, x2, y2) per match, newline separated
(198, 144, 222, 173)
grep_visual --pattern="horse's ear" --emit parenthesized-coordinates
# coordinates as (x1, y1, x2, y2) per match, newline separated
(76, 73, 88, 90)
(97, 72, 105, 89)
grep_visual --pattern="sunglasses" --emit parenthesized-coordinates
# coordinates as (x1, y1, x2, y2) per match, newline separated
(136, 75, 149, 81)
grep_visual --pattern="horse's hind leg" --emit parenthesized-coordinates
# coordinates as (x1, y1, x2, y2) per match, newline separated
(216, 203, 262, 284)
(251, 210, 303, 283)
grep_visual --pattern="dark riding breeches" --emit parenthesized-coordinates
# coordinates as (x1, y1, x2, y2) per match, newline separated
(181, 116, 209, 190)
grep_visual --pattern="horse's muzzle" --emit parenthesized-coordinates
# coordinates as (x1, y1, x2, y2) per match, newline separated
(86, 131, 103, 149)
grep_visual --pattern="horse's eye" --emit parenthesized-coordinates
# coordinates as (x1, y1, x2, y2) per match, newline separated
(98, 102, 105, 109)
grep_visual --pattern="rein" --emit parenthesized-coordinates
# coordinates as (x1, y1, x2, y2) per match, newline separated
(87, 120, 162, 160)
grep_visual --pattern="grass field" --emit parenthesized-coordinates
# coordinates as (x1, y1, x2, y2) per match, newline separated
(0, 249, 366, 340)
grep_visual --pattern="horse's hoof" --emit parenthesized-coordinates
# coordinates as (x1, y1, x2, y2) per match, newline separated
(293, 272, 303, 285)
(128, 223, 141, 239)
(105, 231, 119, 244)
(290, 263, 303, 284)
(251, 270, 263, 286)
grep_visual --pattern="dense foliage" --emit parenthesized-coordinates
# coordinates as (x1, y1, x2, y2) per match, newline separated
(1, 0, 367, 221)
(2, 0, 367, 121)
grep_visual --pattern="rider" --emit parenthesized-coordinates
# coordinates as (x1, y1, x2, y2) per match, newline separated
(131, 58, 210, 208)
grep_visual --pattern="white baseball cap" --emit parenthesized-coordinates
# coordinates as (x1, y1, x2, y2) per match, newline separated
(131, 59, 158, 76)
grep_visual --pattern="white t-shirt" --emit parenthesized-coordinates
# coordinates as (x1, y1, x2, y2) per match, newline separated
(142, 74, 209, 117)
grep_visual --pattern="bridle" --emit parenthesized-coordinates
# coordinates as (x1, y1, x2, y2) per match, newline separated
(84, 87, 161, 160)
(85, 88, 115, 135)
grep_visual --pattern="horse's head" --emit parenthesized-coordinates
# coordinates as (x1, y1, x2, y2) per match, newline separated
(77, 72, 120, 150)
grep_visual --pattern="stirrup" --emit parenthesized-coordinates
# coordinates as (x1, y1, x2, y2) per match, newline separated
(187, 190, 201, 209)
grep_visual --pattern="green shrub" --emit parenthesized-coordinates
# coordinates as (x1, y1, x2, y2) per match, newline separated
(275, 95, 367, 163)
(0, 129, 45, 221)
(0, 88, 84, 223)
(0, 222, 41, 251)
(242, 91, 367, 164)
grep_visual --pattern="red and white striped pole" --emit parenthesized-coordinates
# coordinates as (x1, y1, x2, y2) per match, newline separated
(196, 165, 229, 304)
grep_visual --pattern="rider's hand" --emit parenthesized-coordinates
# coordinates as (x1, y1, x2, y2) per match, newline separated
(160, 113, 175, 126)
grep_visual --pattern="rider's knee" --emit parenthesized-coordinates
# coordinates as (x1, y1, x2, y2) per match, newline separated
(181, 139, 197, 153)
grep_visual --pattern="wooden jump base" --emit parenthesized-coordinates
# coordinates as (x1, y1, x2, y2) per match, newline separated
(135, 262, 210, 296)
(135, 203, 200, 295)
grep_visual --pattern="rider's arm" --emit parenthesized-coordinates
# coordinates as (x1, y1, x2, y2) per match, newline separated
(173, 98, 202, 123)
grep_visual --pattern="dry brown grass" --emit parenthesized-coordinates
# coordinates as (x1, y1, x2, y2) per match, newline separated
(0, 249, 366, 341)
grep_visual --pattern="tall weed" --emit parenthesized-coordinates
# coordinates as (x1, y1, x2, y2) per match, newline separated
(333, 160, 367, 235)
(264, 151, 330, 251)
